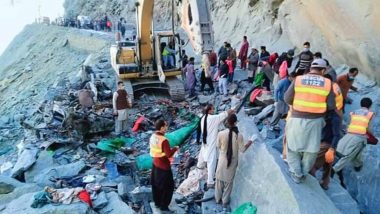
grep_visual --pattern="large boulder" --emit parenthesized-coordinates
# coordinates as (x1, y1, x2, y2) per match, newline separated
(343, 145, 380, 214)
(11, 148, 39, 178)
(33, 160, 86, 186)
(24, 150, 56, 183)
(0, 176, 22, 194)
(99, 191, 135, 214)
(1, 192, 95, 214)
(230, 112, 343, 213)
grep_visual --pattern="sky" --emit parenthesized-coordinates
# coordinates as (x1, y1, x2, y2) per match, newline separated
(0, 0, 64, 55)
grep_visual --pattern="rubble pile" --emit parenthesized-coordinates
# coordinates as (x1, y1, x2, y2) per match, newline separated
(0, 51, 252, 213)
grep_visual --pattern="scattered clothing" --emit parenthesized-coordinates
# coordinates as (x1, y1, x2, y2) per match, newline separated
(176, 168, 207, 197)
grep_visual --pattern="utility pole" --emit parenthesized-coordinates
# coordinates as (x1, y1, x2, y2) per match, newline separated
(135, 1, 142, 71)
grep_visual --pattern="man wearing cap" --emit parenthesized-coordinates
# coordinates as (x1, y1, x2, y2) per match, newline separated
(284, 58, 336, 183)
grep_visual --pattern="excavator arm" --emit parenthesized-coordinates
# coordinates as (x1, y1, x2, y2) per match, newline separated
(178, 0, 214, 55)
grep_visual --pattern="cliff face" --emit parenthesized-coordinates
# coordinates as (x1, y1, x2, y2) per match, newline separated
(209, 0, 380, 82)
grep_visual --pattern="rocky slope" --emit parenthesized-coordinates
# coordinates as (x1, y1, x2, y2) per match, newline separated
(0, 24, 114, 167)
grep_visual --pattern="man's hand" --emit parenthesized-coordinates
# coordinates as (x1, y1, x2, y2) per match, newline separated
(325, 148, 335, 164)
(113, 110, 118, 116)
(243, 140, 253, 152)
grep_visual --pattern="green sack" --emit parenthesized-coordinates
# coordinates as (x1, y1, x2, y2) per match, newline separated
(136, 154, 153, 170)
(232, 202, 257, 214)
(166, 118, 200, 147)
(97, 137, 136, 153)
(255, 71, 265, 87)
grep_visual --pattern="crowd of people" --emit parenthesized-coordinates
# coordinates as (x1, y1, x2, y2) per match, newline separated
(107, 35, 376, 212)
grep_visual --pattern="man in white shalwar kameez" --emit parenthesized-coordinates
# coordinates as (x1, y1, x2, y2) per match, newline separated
(197, 104, 233, 187)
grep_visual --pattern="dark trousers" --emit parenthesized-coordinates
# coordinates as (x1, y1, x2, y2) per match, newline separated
(201, 77, 214, 92)
(151, 165, 174, 209)
(263, 75, 271, 90)
(228, 72, 234, 83)
(200, 72, 214, 92)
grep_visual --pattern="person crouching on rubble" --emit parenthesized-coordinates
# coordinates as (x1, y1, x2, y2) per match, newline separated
(197, 104, 234, 188)
(150, 119, 179, 212)
(284, 59, 336, 184)
(309, 73, 344, 190)
(332, 97, 375, 188)
(215, 113, 253, 211)
(113, 81, 132, 135)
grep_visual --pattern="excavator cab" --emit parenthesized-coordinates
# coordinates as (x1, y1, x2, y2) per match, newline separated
(153, 32, 183, 81)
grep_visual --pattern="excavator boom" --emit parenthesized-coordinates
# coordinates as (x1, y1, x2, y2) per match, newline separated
(179, 0, 214, 55)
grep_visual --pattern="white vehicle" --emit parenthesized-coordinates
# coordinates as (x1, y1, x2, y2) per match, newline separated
(77, 15, 92, 29)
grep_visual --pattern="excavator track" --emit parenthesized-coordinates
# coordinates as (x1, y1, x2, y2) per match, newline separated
(166, 77, 185, 101)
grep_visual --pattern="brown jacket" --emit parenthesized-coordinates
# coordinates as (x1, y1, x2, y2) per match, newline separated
(337, 74, 357, 99)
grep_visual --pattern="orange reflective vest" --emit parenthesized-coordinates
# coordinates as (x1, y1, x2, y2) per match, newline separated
(333, 83, 344, 111)
(347, 110, 374, 135)
(293, 74, 332, 113)
(149, 133, 167, 158)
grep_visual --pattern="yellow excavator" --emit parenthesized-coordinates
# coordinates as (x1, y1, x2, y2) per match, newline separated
(110, 0, 214, 102)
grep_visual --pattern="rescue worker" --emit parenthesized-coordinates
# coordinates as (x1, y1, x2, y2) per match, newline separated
(309, 74, 344, 190)
(284, 58, 336, 183)
(294, 42, 313, 76)
(196, 104, 234, 188)
(150, 119, 178, 212)
(332, 97, 375, 188)
(238, 36, 249, 70)
(215, 113, 253, 211)
(112, 81, 132, 135)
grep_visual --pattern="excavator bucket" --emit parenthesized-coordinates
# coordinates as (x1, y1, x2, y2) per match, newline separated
(179, 0, 214, 54)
